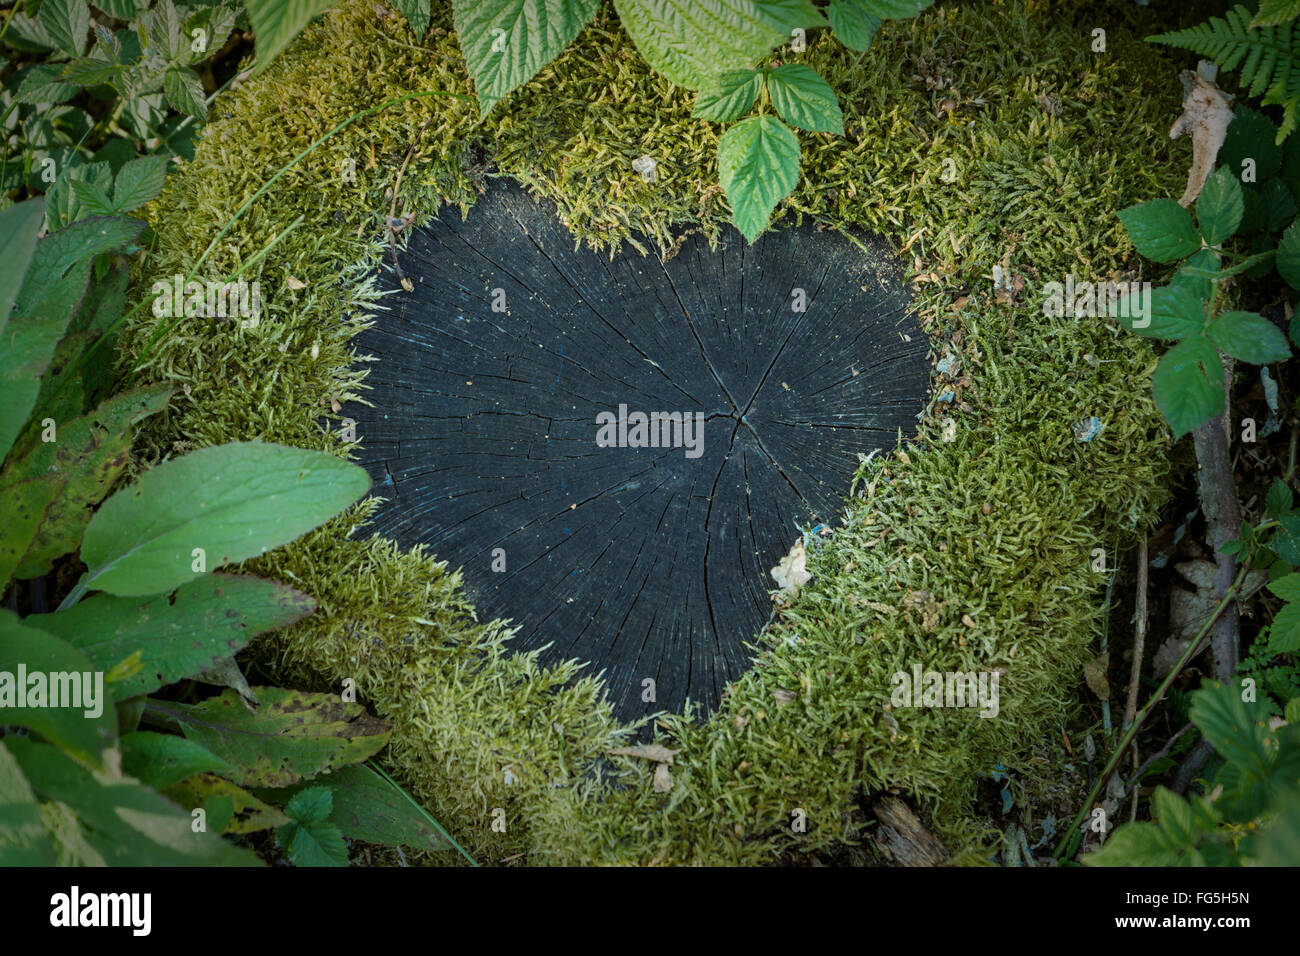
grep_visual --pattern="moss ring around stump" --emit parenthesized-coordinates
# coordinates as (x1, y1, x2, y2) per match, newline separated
(126, 0, 1183, 864)
(352, 183, 927, 719)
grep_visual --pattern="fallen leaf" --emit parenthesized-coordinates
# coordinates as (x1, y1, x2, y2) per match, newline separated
(1083, 653, 1110, 700)
(608, 743, 679, 764)
(652, 763, 673, 793)
(1170, 62, 1234, 207)
(771, 539, 812, 593)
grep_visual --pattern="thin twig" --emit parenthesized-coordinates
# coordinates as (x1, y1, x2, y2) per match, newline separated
(385, 115, 434, 293)
(1125, 535, 1149, 731)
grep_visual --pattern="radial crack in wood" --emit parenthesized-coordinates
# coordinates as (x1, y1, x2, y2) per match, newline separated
(348, 183, 929, 720)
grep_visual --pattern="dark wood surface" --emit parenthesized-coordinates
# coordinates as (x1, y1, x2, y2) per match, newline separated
(348, 182, 927, 720)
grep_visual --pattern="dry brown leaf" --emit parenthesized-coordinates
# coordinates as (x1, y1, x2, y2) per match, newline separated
(652, 763, 673, 793)
(1170, 63, 1234, 206)
(1083, 653, 1110, 700)
(608, 743, 679, 764)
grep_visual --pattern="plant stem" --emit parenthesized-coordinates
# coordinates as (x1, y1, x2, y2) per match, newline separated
(1053, 558, 1252, 861)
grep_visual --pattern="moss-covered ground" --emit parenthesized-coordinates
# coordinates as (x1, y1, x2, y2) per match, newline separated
(121, 0, 1203, 863)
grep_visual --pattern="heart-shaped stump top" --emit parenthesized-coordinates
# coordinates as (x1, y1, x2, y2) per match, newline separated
(350, 183, 928, 720)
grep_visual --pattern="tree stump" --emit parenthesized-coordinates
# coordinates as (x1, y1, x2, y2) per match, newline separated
(349, 183, 928, 719)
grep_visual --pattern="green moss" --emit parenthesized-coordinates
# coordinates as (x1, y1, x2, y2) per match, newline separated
(120, 0, 1195, 864)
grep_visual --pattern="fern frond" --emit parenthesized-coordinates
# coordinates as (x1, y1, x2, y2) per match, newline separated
(1150, 5, 1300, 143)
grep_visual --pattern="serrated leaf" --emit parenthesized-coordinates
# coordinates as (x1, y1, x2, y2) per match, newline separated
(1267, 478, 1294, 518)
(163, 65, 206, 119)
(78, 442, 370, 596)
(693, 69, 762, 122)
(5, 737, 261, 865)
(2, 385, 171, 579)
(40, 0, 91, 56)
(1151, 335, 1224, 438)
(394, 0, 430, 38)
(0, 617, 117, 767)
(284, 785, 333, 826)
(1190, 682, 1270, 776)
(718, 114, 800, 242)
(1264, 178, 1297, 232)
(1116, 283, 1204, 340)
(164, 772, 289, 834)
(1169, 248, 1220, 302)
(858, 0, 932, 15)
(613, 0, 824, 91)
(257, 763, 454, 851)
(1118, 199, 1203, 263)
(280, 813, 348, 866)
(1270, 596, 1300, 653)
(1220, 107, 1283, 182)
(113, 154, 169, 211)
(1205, 310, 1291, 364)
(1153, 786, 1198, 846)
(70, 179, 116, 216)
(150, 687, 391, 788)
(766, 64, 843, 134)
(827, 0, 880, 51)
(1197, 166, 1244, 244)
(454, 0, 601, 115)
(15, 64, 79, 105)
(30, 574, 316, 699)
(60, 56, 120, 87)
(1082, 821, 1181, 866)
(1277, 221, 1300, 288)
(245, 0, 338, 74)
(121, 731, 233, 789)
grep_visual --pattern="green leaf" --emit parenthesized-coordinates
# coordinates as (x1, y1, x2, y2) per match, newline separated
(765, 64, 843, 134)
(718, 114, 800, 242)
(0, 734, 56, 866)
(113, 154, 169, 211)
(1205, 310, 1291, 364)
(163, 65, 207, 119)
(0, 199, 45, 339)
(1151, 335, 1224, 438)
(164, 773, 289, 834)
(60, 56, 120, 87)
(1169, 247, 1220, 302)
(280, 786, 348, 866)
(394, 0, 430, 38)
(44, 161, 114, 231)
(1277, 221, 1300, 288)
(827, 0, 881, 51)
(1190, 682, 1270, 776)
(1264, 178, 1297, 232)
(857, 0, 932, 15)
(40, 0, 91, 57)
(69, 179, 116, 217)
(1118, 199, 1203, 263)
(1267, 478, 1294, 518)
(1115, 284, 1204, 340)
(151, 687, 391, 788)
(78, 441, 370, 597)
(454, 0, 601, 115)
(245, 0, 338, 74)
(32, 574, 314, 698)
(0, 617, 117, 767)
(1270, 595, 1300, 652)
(4, 737, 261, 865)
(0, 476, 60, 588)
(14, 64, 79, 105)
(120, 731, 233, 790)
(1253, 0, 1300, 28)
(1, 385, 171, 580)
(257, 763, 454, 851)
(1082, 821, 1182, 866)
(1219, 106, 1283, 181)
(692, 69, 763, 122)
(1197, 166, 1245, 244)
(1152, 786, 1198, 846)
(613, 0, 825, 91)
